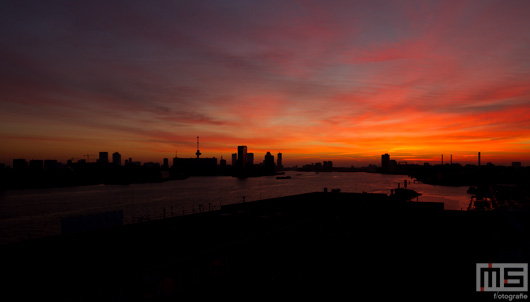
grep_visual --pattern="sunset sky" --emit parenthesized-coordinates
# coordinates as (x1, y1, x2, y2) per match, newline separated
(1, 0, 530, 166)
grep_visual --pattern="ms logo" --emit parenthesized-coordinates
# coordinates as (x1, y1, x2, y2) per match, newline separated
(476, 263, 528, 292)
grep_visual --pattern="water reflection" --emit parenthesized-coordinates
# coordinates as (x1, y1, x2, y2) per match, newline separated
(0, 172, 469, 243)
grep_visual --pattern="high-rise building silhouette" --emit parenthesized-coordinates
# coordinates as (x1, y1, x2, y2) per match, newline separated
(247, 153, 254, 166)
(381, 153, 390, 172)
(264, 151, 275, 174)
(277, 152, 283, 169)
(237, 146, 247, 177)
(232, 153, 237, 166)
(112, 152, 121, 166)
(390, 160, 397, 171)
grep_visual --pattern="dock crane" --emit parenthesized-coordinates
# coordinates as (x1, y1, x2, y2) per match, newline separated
(81, 154, 96, 163)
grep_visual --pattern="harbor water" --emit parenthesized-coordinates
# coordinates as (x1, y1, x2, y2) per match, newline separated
(0, 171, 470, 243)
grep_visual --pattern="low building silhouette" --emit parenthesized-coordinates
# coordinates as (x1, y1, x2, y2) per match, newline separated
(29, 159, 43, 170)
(13, 159, 27, 170)
(44, 160, 58, 170)
(172, 157, 218, 176)
(323, 160, 332, 171)
(98, 152, 109, 164)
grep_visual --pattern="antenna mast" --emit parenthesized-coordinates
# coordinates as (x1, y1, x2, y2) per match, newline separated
(195, 136, 201, 158)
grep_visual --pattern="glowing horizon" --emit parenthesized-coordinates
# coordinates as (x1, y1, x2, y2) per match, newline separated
(1, 1, 530, 167)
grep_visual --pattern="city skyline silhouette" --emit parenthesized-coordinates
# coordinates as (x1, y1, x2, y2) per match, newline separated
(1, 1, 530, 300)
(2, 1, 530, 167)
(1, 135, 526, 167)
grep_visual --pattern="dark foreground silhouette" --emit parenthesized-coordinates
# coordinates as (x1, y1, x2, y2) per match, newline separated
(0, 191, 528, 300)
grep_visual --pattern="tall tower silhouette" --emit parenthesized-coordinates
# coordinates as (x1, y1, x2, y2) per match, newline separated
(195, 136, 201, 158)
